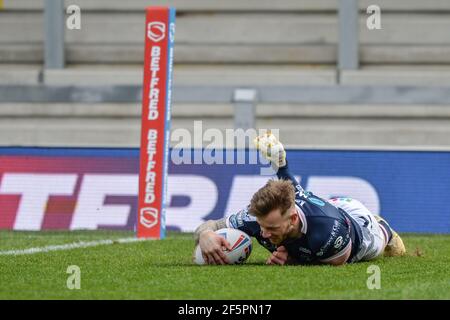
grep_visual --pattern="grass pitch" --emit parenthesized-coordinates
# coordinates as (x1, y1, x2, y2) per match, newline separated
(0, 230, 449, 299)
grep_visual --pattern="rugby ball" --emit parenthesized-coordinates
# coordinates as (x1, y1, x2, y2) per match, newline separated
(194, 228, 252, 265)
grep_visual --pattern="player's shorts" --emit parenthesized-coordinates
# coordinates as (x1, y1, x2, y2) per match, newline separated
(329, 198, 387, 263)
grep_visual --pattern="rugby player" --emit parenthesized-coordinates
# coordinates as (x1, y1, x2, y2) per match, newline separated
(194, 132, 406, 265)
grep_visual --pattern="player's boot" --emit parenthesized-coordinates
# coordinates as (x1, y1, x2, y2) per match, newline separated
(254, 131, 286, 168)
(375, 215, 406, 257)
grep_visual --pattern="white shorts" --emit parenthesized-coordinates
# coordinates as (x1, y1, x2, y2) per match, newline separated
(329, 198, 387, 262)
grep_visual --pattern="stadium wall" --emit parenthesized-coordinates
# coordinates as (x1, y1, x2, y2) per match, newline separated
(0, 147, 448, 234)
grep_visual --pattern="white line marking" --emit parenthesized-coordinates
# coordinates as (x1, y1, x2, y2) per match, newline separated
(0, 237, 149, 256)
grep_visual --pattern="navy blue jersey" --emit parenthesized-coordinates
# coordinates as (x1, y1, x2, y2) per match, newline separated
(226, 162, 363, 264)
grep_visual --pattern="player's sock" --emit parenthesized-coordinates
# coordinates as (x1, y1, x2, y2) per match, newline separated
(377, 219, 393, 244)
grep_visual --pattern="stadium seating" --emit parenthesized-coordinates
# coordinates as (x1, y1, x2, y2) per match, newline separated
(1, 0, 450, 148)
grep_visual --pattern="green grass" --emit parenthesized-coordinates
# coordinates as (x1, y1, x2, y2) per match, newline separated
(0, 231, 449, 299)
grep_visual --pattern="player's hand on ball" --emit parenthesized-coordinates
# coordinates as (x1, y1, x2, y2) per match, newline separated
(254, 131, 286, 168)
(198, 230, 232, 265)
(266, 246, 289, 265)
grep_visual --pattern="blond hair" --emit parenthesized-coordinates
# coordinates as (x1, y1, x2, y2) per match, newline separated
(249, 180, 295, 217)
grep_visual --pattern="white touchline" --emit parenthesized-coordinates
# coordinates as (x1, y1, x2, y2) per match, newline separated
(0, 237, 149, 256)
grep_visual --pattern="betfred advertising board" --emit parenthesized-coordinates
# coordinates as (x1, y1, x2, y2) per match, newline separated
(0, 148, 449, 234)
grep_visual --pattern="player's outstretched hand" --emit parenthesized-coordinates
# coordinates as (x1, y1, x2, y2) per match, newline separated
(266, 246, 289, 265)
(198, 230, 232, 265)
(254, 131, 286, 168)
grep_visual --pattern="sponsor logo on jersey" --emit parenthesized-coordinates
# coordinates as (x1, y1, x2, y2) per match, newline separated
(298, 247, 312, 254)
(229, 209, 253, 229)
(334, 236, 344, 249)
(228, 215, 238, 229)
(236, 210, 245, 227)
(308, 197, 325, 207)
(317, 221, 342, 256)
(330, 197, 353, 203)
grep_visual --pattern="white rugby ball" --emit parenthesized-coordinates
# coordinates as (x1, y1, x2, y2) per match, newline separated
(194, 228, 252, 265)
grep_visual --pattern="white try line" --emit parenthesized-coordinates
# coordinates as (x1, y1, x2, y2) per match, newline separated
(0, 237, 149, 256)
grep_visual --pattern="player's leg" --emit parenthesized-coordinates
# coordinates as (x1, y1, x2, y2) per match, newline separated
(331, 198, 398, 261)
(374, 215, 406, 257)
(353, 212, 386, 262)
(331, 197, 406, 259)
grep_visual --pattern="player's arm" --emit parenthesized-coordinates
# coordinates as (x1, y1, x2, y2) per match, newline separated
(265, 246, 299, 265)
(193, 208, 259, 265)
(276, 160, 305, 194)
(194, 207, 259, 244)
(254, 132, 306, 196)
(194, 218, 227, 244)
(194, 218, 232, 265)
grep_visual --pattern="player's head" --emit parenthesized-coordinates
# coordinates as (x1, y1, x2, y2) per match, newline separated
(249, 179, 298, 245)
